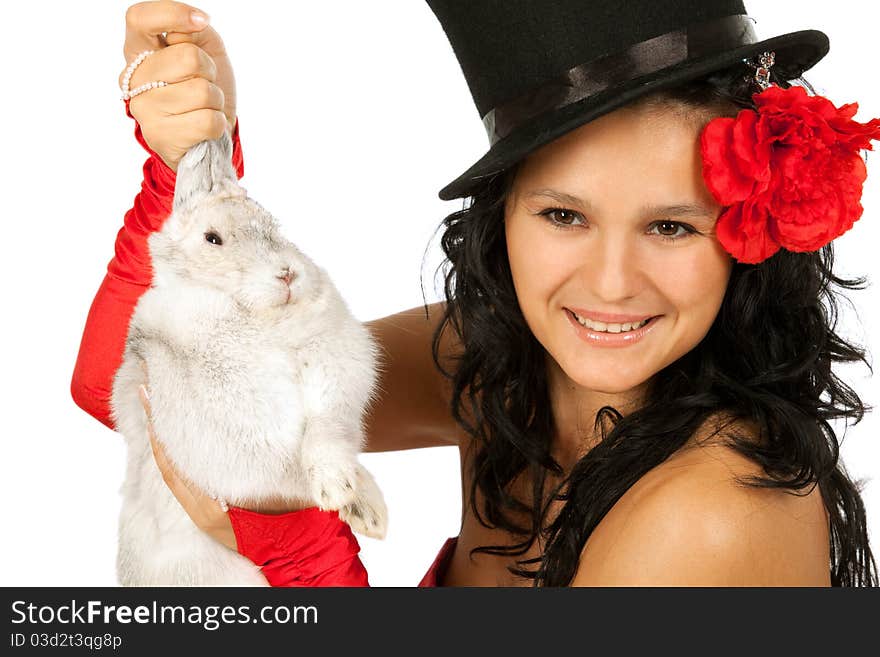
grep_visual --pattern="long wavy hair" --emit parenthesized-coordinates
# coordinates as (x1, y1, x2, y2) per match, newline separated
(430, 65, 878, 586)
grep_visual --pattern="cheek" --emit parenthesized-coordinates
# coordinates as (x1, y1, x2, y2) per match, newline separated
(653, 241, 732, 334)
(505, 215, 575, 316)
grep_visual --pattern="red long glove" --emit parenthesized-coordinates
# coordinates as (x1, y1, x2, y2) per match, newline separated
(229, 507, 369, 586)
(71, 102, 369, 587)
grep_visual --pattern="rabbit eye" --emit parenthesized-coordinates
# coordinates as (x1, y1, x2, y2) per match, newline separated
(205, 231, 223, 246)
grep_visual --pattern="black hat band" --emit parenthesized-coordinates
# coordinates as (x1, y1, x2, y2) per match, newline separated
(482, 14, 758, 145)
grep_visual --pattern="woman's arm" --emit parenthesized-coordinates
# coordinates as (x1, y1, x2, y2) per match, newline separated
(72, 1, 238, 425)
(363, 303, 467, 452)
(69, 102, 243, 428)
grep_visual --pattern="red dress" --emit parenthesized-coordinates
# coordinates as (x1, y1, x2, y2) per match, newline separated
(70, 102, 456, 587)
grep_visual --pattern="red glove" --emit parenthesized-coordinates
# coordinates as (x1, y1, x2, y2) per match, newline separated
(229, 507, 370, 587)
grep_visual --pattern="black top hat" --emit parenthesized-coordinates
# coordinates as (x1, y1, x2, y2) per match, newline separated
(426, 0, 829, 201)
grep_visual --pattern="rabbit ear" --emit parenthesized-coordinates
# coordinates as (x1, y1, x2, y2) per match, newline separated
(172, 130, 238, 213)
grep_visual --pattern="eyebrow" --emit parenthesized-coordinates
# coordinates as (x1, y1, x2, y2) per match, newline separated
(524, 188, 716, 219)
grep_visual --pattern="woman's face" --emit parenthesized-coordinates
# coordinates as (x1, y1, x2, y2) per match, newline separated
(504, 102, 733, 395)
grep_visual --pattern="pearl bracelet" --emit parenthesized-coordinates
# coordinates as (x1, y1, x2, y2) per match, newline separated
(210, 494, 230, 514)
(120, 49, 168, 101)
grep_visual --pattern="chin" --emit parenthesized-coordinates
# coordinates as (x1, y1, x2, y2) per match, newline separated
(556, 355, 656, 396)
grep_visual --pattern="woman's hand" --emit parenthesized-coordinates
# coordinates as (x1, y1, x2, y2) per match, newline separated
(120, 1, 238, 172)
(137, 380, 238, 550)
(137, 361, 314, 552)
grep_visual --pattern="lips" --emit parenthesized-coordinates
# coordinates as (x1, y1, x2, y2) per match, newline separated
(564, 308, 661, 347)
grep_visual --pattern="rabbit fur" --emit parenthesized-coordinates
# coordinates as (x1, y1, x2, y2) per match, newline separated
(110, 131, 386, 586)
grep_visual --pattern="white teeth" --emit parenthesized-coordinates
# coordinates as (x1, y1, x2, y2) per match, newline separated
(572, 312, 650, 333)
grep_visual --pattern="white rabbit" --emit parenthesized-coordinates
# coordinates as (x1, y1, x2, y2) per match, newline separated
(110, 131, 387, 586)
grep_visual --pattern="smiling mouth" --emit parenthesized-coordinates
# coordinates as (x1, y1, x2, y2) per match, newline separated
(568, 309, 658, 334)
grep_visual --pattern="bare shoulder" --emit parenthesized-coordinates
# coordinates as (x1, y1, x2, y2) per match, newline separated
(572, 418, 831, 586)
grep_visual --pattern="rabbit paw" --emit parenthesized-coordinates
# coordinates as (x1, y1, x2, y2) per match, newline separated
(309, 462, 358, 512)
(338, 465, 388, 540)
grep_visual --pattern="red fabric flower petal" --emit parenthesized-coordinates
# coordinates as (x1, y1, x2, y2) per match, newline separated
(701, 117, 755, 203)
(701, 84, 880, 263)
(716, 200, 781, 264)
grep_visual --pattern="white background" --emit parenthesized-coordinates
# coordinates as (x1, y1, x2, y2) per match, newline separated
(1, 0, 877, 586)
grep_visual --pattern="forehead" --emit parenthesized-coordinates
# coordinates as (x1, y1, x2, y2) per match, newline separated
(509, 104, 716, 209)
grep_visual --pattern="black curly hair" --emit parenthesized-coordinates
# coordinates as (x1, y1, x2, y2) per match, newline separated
(429, 64, 877, 586)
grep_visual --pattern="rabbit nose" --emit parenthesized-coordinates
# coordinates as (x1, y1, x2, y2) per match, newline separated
(277, 268, 295, 285)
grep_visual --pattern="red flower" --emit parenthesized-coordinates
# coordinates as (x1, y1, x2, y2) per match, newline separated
(700, 85, 880, 264)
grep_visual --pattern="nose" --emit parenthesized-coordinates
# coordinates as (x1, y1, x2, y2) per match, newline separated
(277, 267, 295, 285)
(582, 233, 640, 302)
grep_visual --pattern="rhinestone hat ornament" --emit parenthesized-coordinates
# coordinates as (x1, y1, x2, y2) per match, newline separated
(752, 51, 776, 90)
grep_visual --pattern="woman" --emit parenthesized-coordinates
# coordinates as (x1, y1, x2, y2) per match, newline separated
(72, 0, 878, 586)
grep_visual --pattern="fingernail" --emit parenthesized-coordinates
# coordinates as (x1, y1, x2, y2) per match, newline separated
(191, 10, 210, 26)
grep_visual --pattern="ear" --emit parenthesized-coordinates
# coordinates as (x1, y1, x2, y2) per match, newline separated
(172, 129, 238, 213)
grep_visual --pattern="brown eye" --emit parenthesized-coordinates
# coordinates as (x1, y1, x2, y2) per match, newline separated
(657, 221, 679, 236)
(650, 221, 696, 240)
(540, 208, 584, 227)
(205, 231, 223, 245)
(554, 210, 579, 225)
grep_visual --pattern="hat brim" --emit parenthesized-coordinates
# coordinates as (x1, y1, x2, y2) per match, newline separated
(437, 29, 829, 201)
